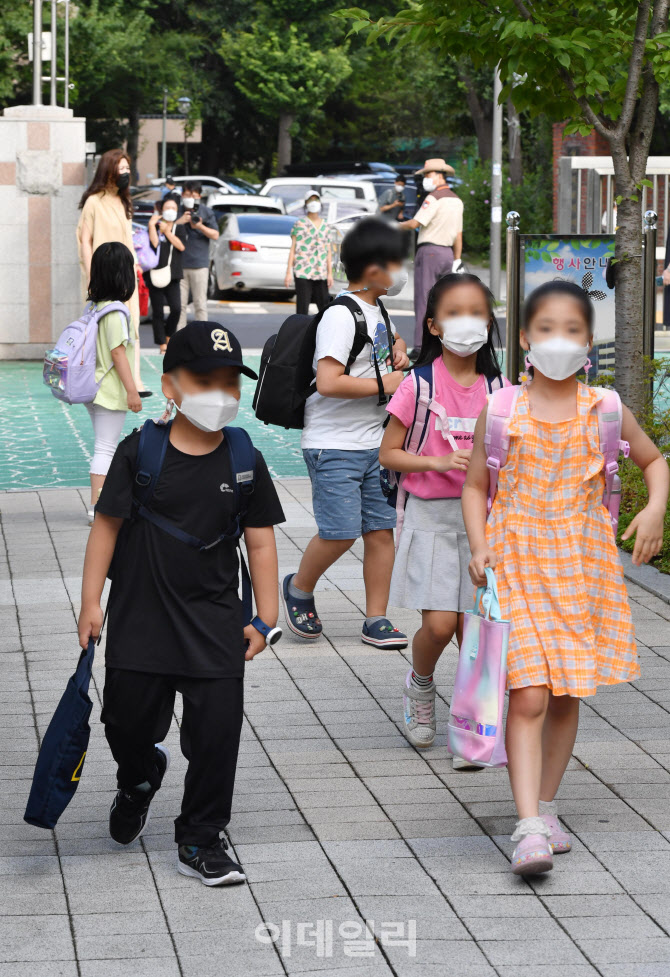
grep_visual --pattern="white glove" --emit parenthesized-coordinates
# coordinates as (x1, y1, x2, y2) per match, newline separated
(452, 258, 463, 273)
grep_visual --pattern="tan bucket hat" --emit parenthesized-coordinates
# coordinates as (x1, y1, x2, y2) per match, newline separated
(415, 157, 456, 176)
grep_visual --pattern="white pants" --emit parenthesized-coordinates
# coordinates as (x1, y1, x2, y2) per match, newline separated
(85, 403, 127, 476)
(178, 266, 209, 329)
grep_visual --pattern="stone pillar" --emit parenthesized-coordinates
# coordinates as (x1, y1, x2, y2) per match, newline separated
(0, 105, 86, 359)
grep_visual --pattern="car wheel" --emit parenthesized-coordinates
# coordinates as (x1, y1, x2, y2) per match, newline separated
(207, 263, 221, 299)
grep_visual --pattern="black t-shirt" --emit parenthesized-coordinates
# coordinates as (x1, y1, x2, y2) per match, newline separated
(152, 224, 188, 281)
(96, 429, 285, 679)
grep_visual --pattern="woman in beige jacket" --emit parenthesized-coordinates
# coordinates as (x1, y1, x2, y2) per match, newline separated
(77, 149, 150, 396)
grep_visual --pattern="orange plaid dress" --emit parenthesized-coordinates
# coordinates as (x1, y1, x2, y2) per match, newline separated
(487, 383, 639, 697)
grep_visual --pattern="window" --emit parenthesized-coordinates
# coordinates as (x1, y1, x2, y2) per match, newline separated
(213, 205, 283, 217)
(268, 184, 311, 203)
(318, 185, 364, 200)
(236, 215, 297, 234)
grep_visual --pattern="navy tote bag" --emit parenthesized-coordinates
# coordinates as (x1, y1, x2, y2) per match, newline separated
(24, 638, 96, 829)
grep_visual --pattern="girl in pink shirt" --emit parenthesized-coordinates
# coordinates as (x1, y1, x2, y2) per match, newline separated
(380, 273, 509, 752)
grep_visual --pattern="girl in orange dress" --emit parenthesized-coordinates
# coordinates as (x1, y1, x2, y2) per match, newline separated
(462, 281, 669, 876)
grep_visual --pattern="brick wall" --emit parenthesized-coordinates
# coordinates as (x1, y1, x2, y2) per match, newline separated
(552, 122, 609, 231)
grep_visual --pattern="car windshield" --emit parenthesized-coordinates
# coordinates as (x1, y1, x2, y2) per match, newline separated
(214, 205, 282, 218)
(235, 215, 297, 234)
(267, 184, 312, 203)
(222, 175, 256, 194)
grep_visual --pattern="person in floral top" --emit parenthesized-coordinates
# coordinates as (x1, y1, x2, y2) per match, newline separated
(284, 192, 333, 314)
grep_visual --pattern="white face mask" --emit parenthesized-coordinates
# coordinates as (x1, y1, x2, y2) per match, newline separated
(306, 200, 321, 213)
(162, 209, 178, 222)
(385, 266, 408, 297)
(527, 336, 590, 381)
(438, 316, 489, 357)
(423, 176, 436, 193)
(181, 197, 195, 209)
(394, 184, 404, 193)
(174, 384, 240, 432)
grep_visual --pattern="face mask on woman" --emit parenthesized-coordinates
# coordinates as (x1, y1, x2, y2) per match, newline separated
(162, 208, 178, 222)
(116, 172, 130, 190)
(306, 200, 321, 214)
(422, 176, 436, 193)
(438, 316, 489, 357)
(173, 384, 240, 432)
(527, 336, 590, 381)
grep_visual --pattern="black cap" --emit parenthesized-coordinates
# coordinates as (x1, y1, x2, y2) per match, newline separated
(166, 174, 175, 182)
(163, 322, 258, 379)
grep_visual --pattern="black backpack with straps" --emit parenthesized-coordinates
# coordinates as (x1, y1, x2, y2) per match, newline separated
(252, 295, 394, 430)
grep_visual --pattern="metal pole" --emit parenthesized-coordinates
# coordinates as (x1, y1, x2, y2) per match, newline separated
(489, 65, 503, 300)
(642, 210, 657, 384)
(505, 211, 521, 383)
(33, 0, 42, 105)
(50, 0, 57, 106)
(161, 90, 167, 181)
(63, 0, 69, 109)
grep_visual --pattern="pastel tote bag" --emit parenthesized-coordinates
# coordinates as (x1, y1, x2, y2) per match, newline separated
(447, 568, 510, 768)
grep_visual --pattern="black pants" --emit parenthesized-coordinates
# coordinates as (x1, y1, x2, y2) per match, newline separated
(102, 668, 243, 846)
(148, 278, 181, 346)
(295, 277, 330, 316)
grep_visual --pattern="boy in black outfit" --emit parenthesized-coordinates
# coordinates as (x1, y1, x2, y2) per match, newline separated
(78, 322, 284, 886)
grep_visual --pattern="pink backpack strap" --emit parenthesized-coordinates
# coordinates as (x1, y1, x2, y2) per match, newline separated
(395, 363, 435, 545)
(594, 388, 630, 531)
(484, 385, 522, 510)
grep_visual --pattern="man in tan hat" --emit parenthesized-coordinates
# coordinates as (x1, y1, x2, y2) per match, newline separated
(398, 158, 463, 351)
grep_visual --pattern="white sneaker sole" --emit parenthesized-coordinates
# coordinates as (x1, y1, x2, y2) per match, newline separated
(362, 634, 408, 649)
(281, 584, 322, 640)
(177, 860, 246, 886)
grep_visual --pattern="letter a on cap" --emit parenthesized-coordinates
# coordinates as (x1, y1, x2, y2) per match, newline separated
(211, 328, 232, 352)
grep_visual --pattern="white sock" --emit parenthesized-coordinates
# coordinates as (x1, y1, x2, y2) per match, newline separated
(410, 670, 434, 690)
(539, 799, 558, 816)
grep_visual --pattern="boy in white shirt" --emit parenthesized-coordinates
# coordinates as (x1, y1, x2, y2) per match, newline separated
(282, 218, 411, 648)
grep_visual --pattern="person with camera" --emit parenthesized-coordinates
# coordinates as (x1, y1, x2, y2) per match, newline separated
(147, 195, 187, 353)
(176, 181, 220, 329)
(379, 175, 406, 223)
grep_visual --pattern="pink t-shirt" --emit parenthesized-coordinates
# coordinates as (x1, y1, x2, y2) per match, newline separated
(386, 357, 509, 499)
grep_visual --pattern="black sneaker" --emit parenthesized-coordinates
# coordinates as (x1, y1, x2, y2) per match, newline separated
(109, 744, 170, 845)
(177, 837, 246, 886)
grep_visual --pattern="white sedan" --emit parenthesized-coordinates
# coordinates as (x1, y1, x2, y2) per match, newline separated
(208, 214, 298, 297)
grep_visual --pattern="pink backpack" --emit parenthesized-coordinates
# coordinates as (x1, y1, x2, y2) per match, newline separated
(484, 385, 630, 532)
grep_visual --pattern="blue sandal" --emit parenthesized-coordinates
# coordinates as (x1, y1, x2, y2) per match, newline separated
(282, 574, 323, 639)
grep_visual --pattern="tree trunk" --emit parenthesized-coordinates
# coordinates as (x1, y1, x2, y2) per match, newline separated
(277, 112, 294, 175)
(126, 105, 140, 183)
(459, 68, 492, 160)
(507, 99, 522, 186)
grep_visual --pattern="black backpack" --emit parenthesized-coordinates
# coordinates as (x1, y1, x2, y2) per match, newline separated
(253, 295, 394, 430)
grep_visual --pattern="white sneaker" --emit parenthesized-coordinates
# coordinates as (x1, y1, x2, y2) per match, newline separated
(402, 668, 436, 748)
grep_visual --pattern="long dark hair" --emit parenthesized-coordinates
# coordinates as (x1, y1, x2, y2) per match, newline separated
(79, 148, 132, 219)
(414, 273, 503, 379)
(87, 242, 135, 303)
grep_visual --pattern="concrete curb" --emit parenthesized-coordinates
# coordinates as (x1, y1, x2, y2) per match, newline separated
(620, 549, 670, 605)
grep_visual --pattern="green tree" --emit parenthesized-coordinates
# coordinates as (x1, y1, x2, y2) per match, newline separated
(343, 0, 670, 413)
(220, 22, 351, 171)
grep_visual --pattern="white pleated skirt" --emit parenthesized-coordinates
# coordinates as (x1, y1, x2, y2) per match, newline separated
(389, 495, 474, 612)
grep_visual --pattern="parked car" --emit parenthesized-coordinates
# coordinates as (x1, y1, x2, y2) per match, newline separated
(282, 160, 397, 177)
(149, 175, 254, 197)
(207, 192, 285, 219)
(258, 177, 379, 216)
(208, 213, 297, 297)
(131, 188, 162, 226)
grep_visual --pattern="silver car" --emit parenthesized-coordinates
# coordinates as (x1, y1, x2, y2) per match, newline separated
(208, 213, 297, 297)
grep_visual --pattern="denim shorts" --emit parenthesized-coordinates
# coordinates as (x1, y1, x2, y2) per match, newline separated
(302, 448, 397, 540)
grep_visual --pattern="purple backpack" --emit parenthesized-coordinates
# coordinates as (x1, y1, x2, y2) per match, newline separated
(43, 301, 131, 405)
(132, 224, 159, 272)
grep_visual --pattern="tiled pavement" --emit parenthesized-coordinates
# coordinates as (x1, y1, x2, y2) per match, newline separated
(2, 481, 670, 977)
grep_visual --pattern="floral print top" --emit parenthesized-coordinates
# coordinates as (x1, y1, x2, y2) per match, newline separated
(291, 216, 330, 280)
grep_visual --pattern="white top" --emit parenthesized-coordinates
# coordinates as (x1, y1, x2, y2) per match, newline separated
(416, 193, 464, 247)
(301, 294, 395, 450)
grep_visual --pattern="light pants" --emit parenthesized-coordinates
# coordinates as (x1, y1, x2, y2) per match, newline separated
(85, 403, 127, 476)
(178, 267, 209, 329)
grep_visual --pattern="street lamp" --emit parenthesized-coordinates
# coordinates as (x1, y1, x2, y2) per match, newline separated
(178, 96, 192, 177)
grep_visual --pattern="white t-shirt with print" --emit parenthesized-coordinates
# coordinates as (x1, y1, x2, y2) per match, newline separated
(301, 294, 395, 450)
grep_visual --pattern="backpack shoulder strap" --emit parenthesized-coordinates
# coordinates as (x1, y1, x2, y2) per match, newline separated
(331, 295, 370, 369)
(377, 298, 395, 353)
(486, 373, 505, 393)
(484, 384, 522, 508)
(134, 419, 171, 511)
(594, 388, 630, 518)
(223, 426, 256, 522)
(405, 362, 435, 455)
(94, 300, 131, 322)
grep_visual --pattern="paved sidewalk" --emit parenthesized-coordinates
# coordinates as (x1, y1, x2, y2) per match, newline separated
(3, 483, 670, 977)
